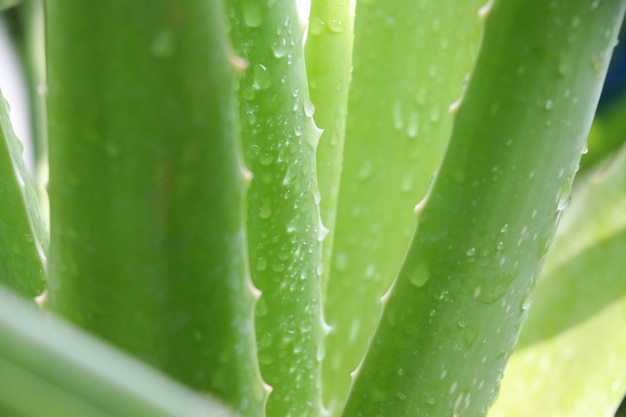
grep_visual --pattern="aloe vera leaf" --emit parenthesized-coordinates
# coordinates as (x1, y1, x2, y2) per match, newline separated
(0, 290, 238, 417)
(45, 2, 264, 415)
(0, 89, 46, 300)
(488, 143, 626, 416)
(341, 1, 626, 416)
(322, 0, 485, 412)
(14, 0, 48, 203)
(0, 0, 20, 11)
(304, 0, 354, 290)
(225, 1, 325, 416)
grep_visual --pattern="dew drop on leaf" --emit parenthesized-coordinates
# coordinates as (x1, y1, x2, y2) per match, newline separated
(409, 261, 430, 288)
(545, 99, 554, 110)
(150, 30, 175, 58)
(556, 178, 572, 211)
(253, 64, 270, 90)
(327, 19, 344, 34)
(242, 2, 263, 28)
(256, 257, 268, 271)
(406, 110, 419, 138)
(259, 198, 272, 219)
(271, 38, 288, 58)
(310, 17, 324, 35)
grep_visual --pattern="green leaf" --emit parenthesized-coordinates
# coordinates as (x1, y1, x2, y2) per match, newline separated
(44, 2, 264, 415)
(0, 89, 47, 300)
(322, 0, 485, 412)
(225, 1, 326, 415)
(13, 0, 48, 199)
(489, 143, 626, 416)
(304, 0, 355, 291)
(0, 0, 20, 11)
(0, 290, 238, 417)
(341, 1, 626, 416)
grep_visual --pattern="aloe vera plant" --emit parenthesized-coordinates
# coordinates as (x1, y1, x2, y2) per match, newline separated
(1, 0, 626, 416)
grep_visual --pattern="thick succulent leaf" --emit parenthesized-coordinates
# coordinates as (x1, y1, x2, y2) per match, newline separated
(305, 0, 355, 291)
(225, 1, 325, 416)
(489, 143, 626, 417)
(322, 0, 485, 412)
(0, 89, 46, 300)
(341, 1, 626, 416)
(0, 290, 238, 417)
(45, 2, 264, 415)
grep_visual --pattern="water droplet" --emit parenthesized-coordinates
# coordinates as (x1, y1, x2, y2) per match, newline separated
(407, 111, 419, 138)
(474, 272, 516, 304)
(271, 38, 288, 58)
(473, 286, 481, 298)
(318, 223, 329, 242)
(400, 175, 413, 192)
(429, 106, 440, 122)
(259, 151, 273, 166)
(259, 198, 272, 219)
(521, 291, 534, 310)
(556, 178, 572, 211)
(316, 340, 325, 361)
(450, 381, 458, 394)
(304, 99, 315, 117)
(396, 392, 407, 400)
(272, 262, 286, 272)
(243, 2, 263, 27)
(253, 64, 270, 90)
(328, 19, 344, 33)
(545, 99, 554, 110)
(310, 17, 324, 35)
(463, 324, 479, 347)
(409, 261, 430, 288)
(151, 30, 175, 58)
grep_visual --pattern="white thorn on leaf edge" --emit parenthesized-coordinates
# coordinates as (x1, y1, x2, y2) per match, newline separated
(478, 0, 495, 19)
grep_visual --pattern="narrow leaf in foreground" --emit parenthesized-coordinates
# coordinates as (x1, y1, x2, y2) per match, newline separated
(342, 1, 626, 416)
(0, 89, 47, 300)
(0, 290, 238, 417)
(304, 0, 354, 291)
